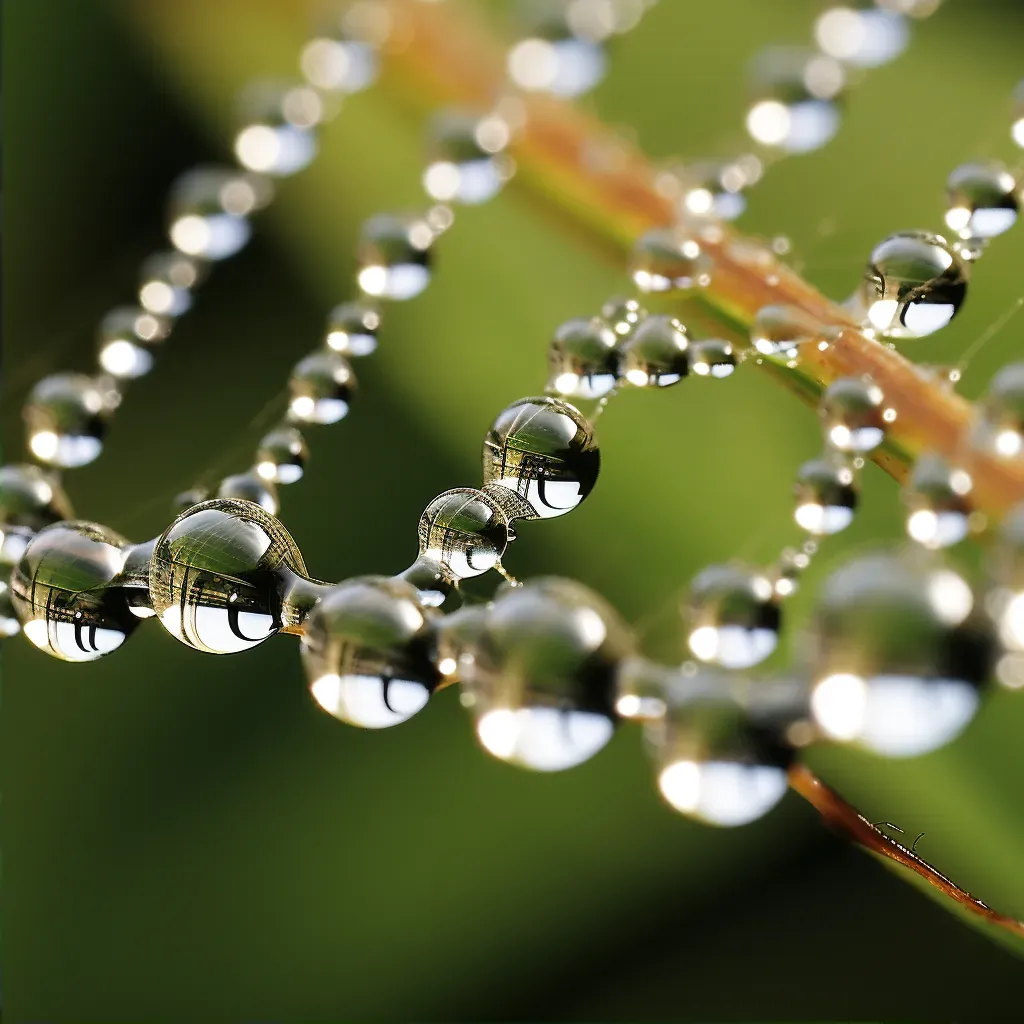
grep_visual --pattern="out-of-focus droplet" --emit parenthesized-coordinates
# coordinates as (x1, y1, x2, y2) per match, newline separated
(356, 213, 433, 301)
(139, 251, 208, 317)
(481, 397, 599, 521)
(507, 4, 607, 98)
(395, 555, 463, 614)
(234, 81, 321, 176)
(617, 314, 689, 387)
(750, 304, 820, 356)
(814, 5, 909, 67)
(685, 563, 780, 670)
(417, 488, 509, 581)
(1013, 80, 1024, 149)
(288, 350, 355, 425)
(600, 295, 647, 337)
(24, 373, 109, 468)
(851, 231, 968, 339)
(217, 471, 279, 516)
(794, 453, 858, 535)
(300, 34, 378, 94)
(96, 306, 170, 380)
(903, 452, 973, 549)
(876, 0, 941, 17)
(0, 464, 74, 568)
(675, 160, 750, 221)
(256, 426, 309, 485)
(770, 545, 813, 599)
(423, 110, 511, 205)
(809, 550, 992, 756)
(976, 362, 1024, 458)
(630, 229, 712, 293)
(324, 301, 380, 357)
(944, 162, 1018, 246)
(689, 338, 737, 378)
(820, 376, 886, 452)
(0, 577, 20, 639)
(547, 317, 619, 399)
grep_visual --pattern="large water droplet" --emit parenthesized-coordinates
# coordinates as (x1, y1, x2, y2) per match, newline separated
(417, 488, 509, 581)
(689, 338, 737, 378)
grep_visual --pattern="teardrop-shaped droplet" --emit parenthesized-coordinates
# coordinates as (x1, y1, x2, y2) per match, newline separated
(288, 350, 355, 425)
(24, 373, 109, 468)
(324, 301, 381, 357)
(903, 452, 973, 549)
(256, 426, 309, 485)
(139, 251, 208, 317)
(630, 229, 713, 294)
(96, 306, 170, 380)
(944, 162, 1018, 244)
(423, 109, 511, 205)
(820, 376, 886, 452)
(617, 315, 689, 388)
(547, 317, 619, 399)
(234, 81, 321, 176)
(794, 453, 858, 535)
(356, 214, 433, 301)
(417, 487, 509, 581)
(689, 338, 737, 378)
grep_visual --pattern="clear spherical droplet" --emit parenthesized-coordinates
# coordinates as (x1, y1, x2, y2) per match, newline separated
(600, 295, 647, 337)
(217, 471, 279, 515)
(149, 499, 307, 654)
(685, 564, 780, 670)
(357, 214, 433, 300)
(852, 231, 969, 339)
(256, 426, 309, 485)
(814, 6, 909, 67)
(547, 317, 619, 399)
(745, 47, 844, 153)
(617, 314, 689, 388)
(324, 301, 380, 356)
(689, 338, 737, 378)
(977, 362, 1024, 458)
(0, 464, 74, 547)
(482, 397, 599, 521)
(903, 452, 973, 549)
(507, 6, 606, 97)
(417, 488, 509, 581)
(233, 81, 321, 176)
(820, 376, 886, 452)
(770, 545, 813, 599)
(751, 304, 821, 356)
(630, 229, 712, 293)
(24, 373, 109, 468)
(794, 454, 858, 535)
(96, 306, 170, 380)
(300, 35, 378, 94)
(288, 350, 355, 425)
(11, 520, 138, 661)
(650, 672, 797, 826)
(809, 551, 992, 756)
(139, 251, 208, 317)
(676, 160, 750, 221)
(944, 162, 1018, 243)
(394, 555, 463, 614)
(423, 110, 510, 205)
(302, 576, 439, 729)
(466, 578, 631, 771)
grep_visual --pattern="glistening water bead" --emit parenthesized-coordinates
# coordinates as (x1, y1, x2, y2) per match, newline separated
(417, 488, 510, 581)
(256, 427, 309, 485)
(819, 377, 886, 453)
(24, 373, 111, 469)
(506, 4, 607, 98)
(139, 250, 208, 318)
(809, 551, 993, 756)
(600, 296, 647, 338)
(630, 230, 712, 294)
(423, 110, 510, 205)
(356, 214, 434, 301)
(944, 162, 1019, 246)
(852, 231, 968, 339)
(978, 362, 1024, 458)
(794, 454, 858, 536)
(617, 315, 689, 387)
(324, 301, 380, 357)
(288, 350, 355, 425)
(689, 339, 737, 378)
(97, 307, 170, 381)
(547, 317, 619, 399)
(481, 397, 599, 521)
(750, 304, 821, 357)
(217, 472, 279, 516)
(0, 464, 75, 568)
(233, 81, 322, 177)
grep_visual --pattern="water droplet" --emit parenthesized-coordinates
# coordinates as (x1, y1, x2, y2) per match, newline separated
(217, 471, 279, 515)
(600, 295, 647, 337)
(685, 564, 780, 669)
(876, 0, 941, 16)
(745, 47, 844, 153)
(0, 577, 21, 639)
(770, 545, 813, 599)
(0, 464, 74, 551)
(481, 397, 599, 521)
(976, 362, 1024, 458)
(851, 231, 968, 339)
(139, 251, 208, 317)
(507, 5, 606, 97)
(1013, 79, 1024, 149)
(255, 426, 309, 485)
(809, 551, 992, 756)
(288, 350, 355, 425)
(689, 338, 737, 378)
(464, 577, 631, 771)
(650, 671, 797, 826)
(301, 576, 439, 729)
(547, 317, 619, 399)
(96, 306, 170, 380)
(357, 214, 433, 300)
(24, 373, 109, 468)
(814, 6, 909, 67)
(750, 304, 820, 356)
(172, 488, 208, 516)
(675, 160, 749, 221)
(300, 35, 378, 94)
(10, 521, 138, 661)
(617, 314, 689, 387)
(417, 488, 509, 580)
(324, 301, 380, 356)
(944, 162, 1018, 244)
(150, 498, 307, 654)
(234, 81, 321, 176)
(423, 110, 510, 205)
(630, 229, 712, 293)
(394, 554, 463, 613)
(435, 604, 491, 684)
(794, 453, 858, 535)
(819, 376, 886, 452)
(903, 452, 972, 549)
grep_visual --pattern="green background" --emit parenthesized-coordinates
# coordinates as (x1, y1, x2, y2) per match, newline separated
(4, 0, 1024, 1018)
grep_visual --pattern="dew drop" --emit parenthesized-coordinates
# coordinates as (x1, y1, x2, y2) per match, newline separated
(616, 314, 689, 387)
(600, 295, 647, 338)
(750, 304, 820, 356)
(24, 373, 109, 469)
(357, 214, 433, 301)
(417, 487, 509, 581)
(903, 452, 972, 549)
(547, 317, 619, 399)
(96, 307, 170, 381)
(944, 162, 1018, 245)
(324, 300, 380, 357)
(820, 376, 886, 452)
(234, 81, 321, 176)
(139, 251, 208, 318)
(794, 453, 858, 536)
(256, 426, 309, 485)
(0, 464, 74, 547)
(507, 5, 607, 98)
(630, 229, 712, 294)
(975, 362, 1024, 458)
(423, 110, 511, 205)
(288, 350, 355, 425)
(814, 6, 909, 67)
(690, 338, 737, 378)
(217, 471, 279, 515)
(168, 166, 270, 260)
(300, 35, 378, 94)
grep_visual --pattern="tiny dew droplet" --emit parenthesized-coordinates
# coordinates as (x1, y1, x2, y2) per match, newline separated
(24, 373, 109, 469)
(630, 229, 712, 294)
(770, 545, 814, 599)
(690, 338, 737, 378)
(324, 301, 380, 356)
(288, 350, 355, 425)
(903, 452, 973, 549)
(547, 317, 619, 399)
(600, 296, 647, 337)
(794, 453, 858, 535)
(256, 426, 309, 485)
(674, 159, 750, 221)
(357, 213, 433, 301)
(820, 376, 886, 452)
(617, 315, 689, 388)
(750, 304, 820, 356)
(417, 488, 509, 581)
(944, 162, 1018, 243)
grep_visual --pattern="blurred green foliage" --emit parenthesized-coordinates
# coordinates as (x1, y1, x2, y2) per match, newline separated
(4, 0, 1024, 1018)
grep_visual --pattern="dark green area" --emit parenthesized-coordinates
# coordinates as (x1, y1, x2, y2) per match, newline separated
(4, 0, 1024, 1018)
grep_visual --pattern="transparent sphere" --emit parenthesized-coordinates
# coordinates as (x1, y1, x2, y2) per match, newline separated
(301, 576, 440, 729)
(675, 159, 751, 221)
(794, 454, 858, 535)
(482, 396, 599, 521)
(600, 295, 647, 338)
(617, 314, 689, 388)
(770, 546, 813, 600)
(394, 555, 463, 614)
(217, 471, 279, 515)
(0, 464, 74, 543)
(357, 214, 433, 301)
(467, 578, 632, 771)
(814, 6, 909, 68)
(139, 250, 208, 318)
(233, 81, 321, 176)
(507, 5, 606, 97)
(944, 162, 1018, 243)
(547, 317, 619, 399)
(300, 36, 378, 94)
(977, 362, 1024, 458)
(96, 306, 170, 380)
(288, 350, 355, 425)
(24, 373, 109, 468)
(0, 577, 21, 639)
(11, 520, 137, 662)
(809, 551, 992, 756)
(149, 499, 307, 654)
(820, 376, 886, 452)
(903, 452, 973, 549)
(423, 110, 510, 205)
(256, 426, 309, 485)
(853, 231, 969, 339)
(417, 488, 509, 581)
(745, 46, 844, 153)
(689, 338, 737, 379)
(168, 166, 271, 260)
(685, 564, 780, 669)
(650, 672, 797, 827)
(630, 229, 712, 294)
(751, 304, 821, 357)
(324, 301, 380, 357)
